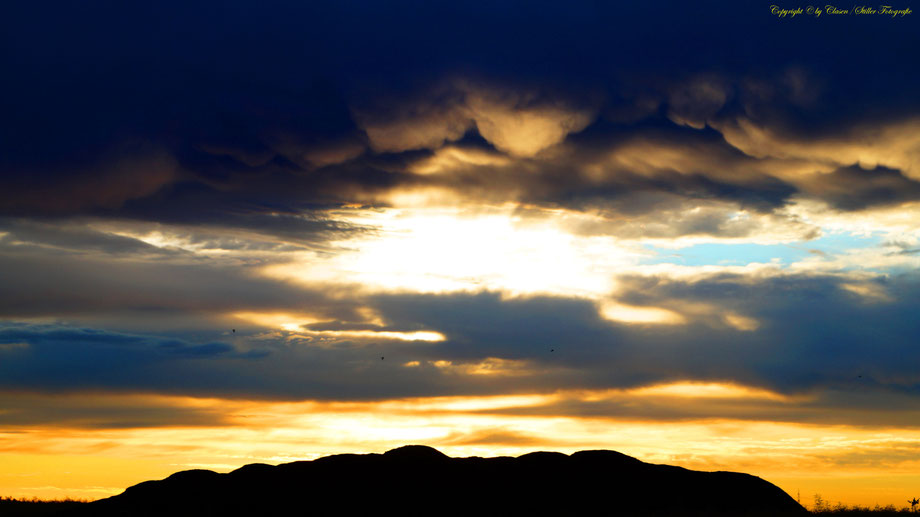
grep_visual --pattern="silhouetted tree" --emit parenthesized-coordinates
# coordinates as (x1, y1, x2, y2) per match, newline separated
(813, 493, 827, 512)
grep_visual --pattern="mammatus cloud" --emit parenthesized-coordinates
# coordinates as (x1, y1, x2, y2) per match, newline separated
(0, 1, 916, 226)
(666, 75, 731, 129)
(3, 55, 919, 235)
(354, 79, 598, 157)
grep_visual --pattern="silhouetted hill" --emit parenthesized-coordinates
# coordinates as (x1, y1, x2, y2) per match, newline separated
(68, 445, 807, 516)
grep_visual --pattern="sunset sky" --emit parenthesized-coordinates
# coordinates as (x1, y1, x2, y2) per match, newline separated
(2, 0, 920, 508)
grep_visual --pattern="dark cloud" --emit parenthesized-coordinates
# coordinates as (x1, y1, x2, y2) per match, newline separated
(2, 271, 918, 420)
(371, 291, 617, 362)
(604, 273, 920, 394)
(0, 392, 231, 429)
(0, 248, 357, 320)
(0, 219, 173, 255)
(404, 114, 920, 218)
(366, 274, 920, 404)
(378, 119, 807, 223)
(1, 1, 918, 220)
(0, 323, 265, 394)
(0, 325, 241, 358)
(798, 165, 920, 211)
(0, 321, 466, 400)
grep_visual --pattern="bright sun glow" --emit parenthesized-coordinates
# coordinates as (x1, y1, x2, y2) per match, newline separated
(262, 206, 646, 298)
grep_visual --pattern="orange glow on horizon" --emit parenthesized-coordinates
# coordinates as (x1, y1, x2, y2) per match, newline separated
(3, 389, 920, 508)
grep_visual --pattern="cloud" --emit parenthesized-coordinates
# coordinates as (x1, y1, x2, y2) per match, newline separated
(0, 392, 231, 429)
(353, 79, 598, 157)
(667, 75, 731, 129)
(380, 110, 920, 220)
(0, 323, 267, 393)
(0, 147, 180, 216)
(440, 428, 555, 446)
(550, 197, 819, 243)
(713, 115, 920, 181)
(477, 385, 920, 429)
(0, 247, 356, 320)
(355, 86, 472, 153)
(0, 266, 917, 427)
(370, 271, 920, 399)
(464, 85, 597, 156)
(795, 164, 920, 211)
(0, 219, 171, 256)
(2, 1, 919, 226)
(408, 145, 512, 176)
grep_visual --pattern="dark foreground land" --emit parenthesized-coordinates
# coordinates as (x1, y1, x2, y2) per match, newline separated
(6, 445, 818, 516)
(5, 499, 913, 516)
(0, 498, 86, 516)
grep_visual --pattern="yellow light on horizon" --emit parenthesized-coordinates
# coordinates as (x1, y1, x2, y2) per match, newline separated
(4, 390, 920, 508)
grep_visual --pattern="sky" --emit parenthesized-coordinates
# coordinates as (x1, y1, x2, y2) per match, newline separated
(1, 0, 920, 508)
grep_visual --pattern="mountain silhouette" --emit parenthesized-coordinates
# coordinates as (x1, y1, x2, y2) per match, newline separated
(69, 445, 807, 516)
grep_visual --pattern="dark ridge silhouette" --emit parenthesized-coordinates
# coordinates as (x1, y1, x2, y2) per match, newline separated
(65, 445, 807, 517)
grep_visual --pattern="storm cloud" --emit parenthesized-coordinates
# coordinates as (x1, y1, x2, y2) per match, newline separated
(2, 1, 919, 226)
